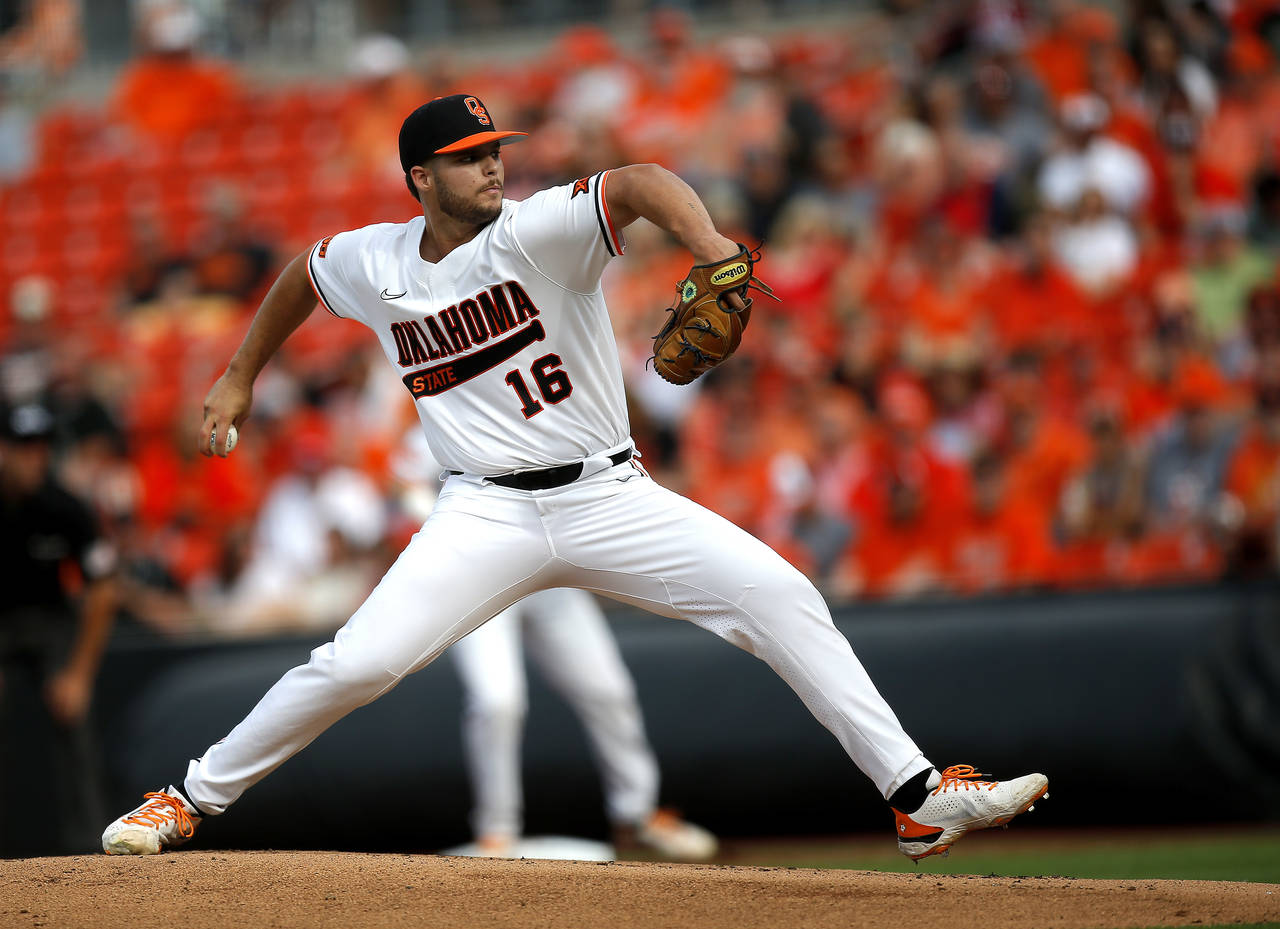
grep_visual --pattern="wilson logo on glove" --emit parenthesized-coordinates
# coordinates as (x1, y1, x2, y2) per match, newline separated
(648, 244, 777, 386)
(710, 263, 749, 286)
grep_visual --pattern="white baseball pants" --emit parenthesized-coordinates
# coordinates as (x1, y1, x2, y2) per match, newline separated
(450, 587, 659, 839)
(184, 455, 931, 814)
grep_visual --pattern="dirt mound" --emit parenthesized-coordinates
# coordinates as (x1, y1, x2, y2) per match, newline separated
(2, 851, 1276, 928)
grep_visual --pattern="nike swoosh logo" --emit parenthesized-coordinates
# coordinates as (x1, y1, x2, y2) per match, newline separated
(380, 288, 408, 300)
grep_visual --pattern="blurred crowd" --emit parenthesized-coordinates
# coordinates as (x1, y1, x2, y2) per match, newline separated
(3, 0, 1280, 640)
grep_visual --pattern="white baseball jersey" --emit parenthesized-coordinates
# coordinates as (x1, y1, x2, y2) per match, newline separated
(307, 171, 630, 476)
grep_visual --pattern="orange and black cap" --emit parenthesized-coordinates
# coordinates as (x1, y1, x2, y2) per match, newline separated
(399, 94, 527, 174)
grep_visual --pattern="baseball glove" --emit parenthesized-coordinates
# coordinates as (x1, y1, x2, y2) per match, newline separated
(649, 244, 776, 385)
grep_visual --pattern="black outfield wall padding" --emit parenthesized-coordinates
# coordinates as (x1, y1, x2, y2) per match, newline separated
(7, 583, 1276, 856)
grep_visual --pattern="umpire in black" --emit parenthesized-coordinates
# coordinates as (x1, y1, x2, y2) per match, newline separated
(0, 402, 117, 855)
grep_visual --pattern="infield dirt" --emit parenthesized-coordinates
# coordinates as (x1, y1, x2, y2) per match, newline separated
(2, 851, 1277, 928)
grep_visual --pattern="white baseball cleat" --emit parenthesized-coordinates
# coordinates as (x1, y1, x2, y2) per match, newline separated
(616, 809, 719, 862)
(102, 788, 202, 855)
(893, 765, 1048, 861)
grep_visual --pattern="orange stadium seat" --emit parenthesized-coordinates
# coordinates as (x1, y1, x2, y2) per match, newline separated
(35, 106, 111, 167)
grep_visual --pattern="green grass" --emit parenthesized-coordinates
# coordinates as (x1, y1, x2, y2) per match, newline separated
(720, 827, 1280, 883)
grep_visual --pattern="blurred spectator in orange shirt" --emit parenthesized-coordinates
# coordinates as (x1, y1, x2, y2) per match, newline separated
(547, 25, 641, 132)
(999, 352, 1091, 518)
(1223, 380, 1280, 575)
(982, 213, 1090, 354)
(901, 224, 993, 364)
(1124, 271, 1201, 436)
(949, 449, 1051, 595)
(1055, 400, 1146, 586)
(683, 409, 773, 537)
(636, 9, 731, 119)
(839, 377, 965, 599)
(847, 473, 951, 600)
(111, 3, 238, 143)
(680, 363, 791, 530)
(619, 7, 731, 168)
(1198, 36, 1278, 214)
(340, 34, 430, 181)
(1025, 0, 1119, 103)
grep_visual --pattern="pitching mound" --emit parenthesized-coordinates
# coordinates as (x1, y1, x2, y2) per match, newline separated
(3, 851, 1276, 928)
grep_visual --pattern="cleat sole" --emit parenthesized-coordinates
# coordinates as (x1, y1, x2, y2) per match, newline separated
(909, 843, 951, 862)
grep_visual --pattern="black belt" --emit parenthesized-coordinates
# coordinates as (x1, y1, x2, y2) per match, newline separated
(458, 448, 633, 491)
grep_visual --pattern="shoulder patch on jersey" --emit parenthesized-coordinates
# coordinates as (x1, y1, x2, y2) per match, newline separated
(317, 234, 335, 258)
(571, 177, 590, 198)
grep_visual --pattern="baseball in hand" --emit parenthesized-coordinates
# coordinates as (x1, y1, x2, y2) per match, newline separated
(211, 424, 239, 456)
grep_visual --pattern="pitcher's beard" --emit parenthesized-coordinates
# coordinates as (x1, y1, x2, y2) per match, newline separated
(438, 182, 502, 225)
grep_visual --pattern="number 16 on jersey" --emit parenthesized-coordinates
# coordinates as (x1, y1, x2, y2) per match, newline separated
(505, 354, 572, 419)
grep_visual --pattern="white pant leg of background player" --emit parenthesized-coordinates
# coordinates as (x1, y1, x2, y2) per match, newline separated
(520, 587, 659, 827)
(449, 605, 528, 841)
(546, 467, 932, 800)
(183, 478, 555, 814)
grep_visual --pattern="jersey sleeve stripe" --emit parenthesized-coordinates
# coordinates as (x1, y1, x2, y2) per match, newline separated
(306, 242, 344, 319)
(594, 170, 625, 257)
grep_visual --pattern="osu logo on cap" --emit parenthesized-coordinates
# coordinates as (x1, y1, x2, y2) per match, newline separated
(464, 96, 491, 126)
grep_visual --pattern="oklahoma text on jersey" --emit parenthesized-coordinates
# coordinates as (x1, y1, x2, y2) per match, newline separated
(388, 281, 543, 398)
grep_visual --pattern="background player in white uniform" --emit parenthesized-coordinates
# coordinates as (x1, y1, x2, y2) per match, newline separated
(391, 431, 715, 860)
(103, 94, 1048, 862)
(455, 590, 715, 860)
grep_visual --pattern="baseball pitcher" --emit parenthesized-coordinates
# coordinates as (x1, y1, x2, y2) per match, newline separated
(103, 95, 1047, 861)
